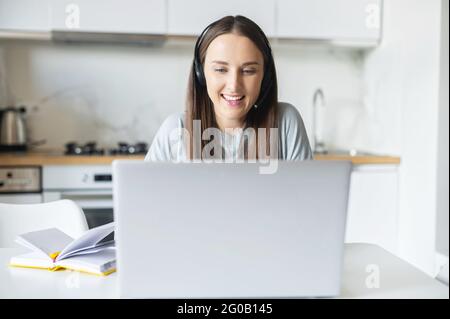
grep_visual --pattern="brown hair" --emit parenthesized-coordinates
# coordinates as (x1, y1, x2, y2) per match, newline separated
(185, 15, 278, 160)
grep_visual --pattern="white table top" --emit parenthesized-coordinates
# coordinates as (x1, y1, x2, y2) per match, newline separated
(0, 243, 448, 299)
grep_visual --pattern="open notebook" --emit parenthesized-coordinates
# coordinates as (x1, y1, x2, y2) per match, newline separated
(9, 222, 116, 276)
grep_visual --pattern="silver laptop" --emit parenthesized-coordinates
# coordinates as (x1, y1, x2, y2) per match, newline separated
(113, 160, 352, 298)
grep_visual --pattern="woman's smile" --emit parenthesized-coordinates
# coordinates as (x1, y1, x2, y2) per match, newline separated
(221, 94, 246, 107)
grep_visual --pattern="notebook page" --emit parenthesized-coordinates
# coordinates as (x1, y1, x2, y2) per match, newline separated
(58, 241, 115, 260)
(57, 222, 114, 261)
(16, 228, 74, 259)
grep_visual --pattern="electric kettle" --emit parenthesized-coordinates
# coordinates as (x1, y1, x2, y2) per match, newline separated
(0, 106, 27, 152)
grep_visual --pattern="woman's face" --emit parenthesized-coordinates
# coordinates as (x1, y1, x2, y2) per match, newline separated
(204, 32, 264, 129)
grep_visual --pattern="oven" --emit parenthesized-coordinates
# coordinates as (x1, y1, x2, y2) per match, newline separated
(42, 165, 113, 229)
(0, 166, 43, 204)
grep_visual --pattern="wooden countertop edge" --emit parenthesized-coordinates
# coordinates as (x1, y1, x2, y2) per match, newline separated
(314, 155, 401, 165)
(0, 155, 146, 165)
(1, 154, 401, 165)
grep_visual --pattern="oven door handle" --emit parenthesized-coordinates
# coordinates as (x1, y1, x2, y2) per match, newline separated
(58, 190, 113, 197)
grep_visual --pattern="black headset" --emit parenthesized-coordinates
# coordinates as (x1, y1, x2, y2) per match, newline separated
(193, 19, 274, 108)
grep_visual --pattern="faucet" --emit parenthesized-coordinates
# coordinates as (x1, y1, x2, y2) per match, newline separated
(312, 88, 327, 154)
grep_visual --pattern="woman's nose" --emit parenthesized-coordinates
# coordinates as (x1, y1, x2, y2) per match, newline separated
(226, 70, 242, 91)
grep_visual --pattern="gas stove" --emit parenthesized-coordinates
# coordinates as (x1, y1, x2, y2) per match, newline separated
(64, 141, 148, 156)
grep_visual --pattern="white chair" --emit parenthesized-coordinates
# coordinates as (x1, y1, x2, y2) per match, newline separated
(0, 199, 89, 248)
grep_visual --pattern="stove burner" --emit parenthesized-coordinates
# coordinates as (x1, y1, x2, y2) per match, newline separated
(108, 142, 148, 155)
(65, 141, 105, 155)
(65, 142, 148, 156)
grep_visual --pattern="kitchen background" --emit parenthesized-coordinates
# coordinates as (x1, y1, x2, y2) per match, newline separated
(0, 42, 367, 151)
(0, 0, 448, 280)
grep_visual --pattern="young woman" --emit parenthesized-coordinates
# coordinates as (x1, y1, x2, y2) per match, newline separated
(145, 15, 312, 162)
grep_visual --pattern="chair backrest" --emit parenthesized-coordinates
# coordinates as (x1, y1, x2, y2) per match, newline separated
(0, 199, 89, 248)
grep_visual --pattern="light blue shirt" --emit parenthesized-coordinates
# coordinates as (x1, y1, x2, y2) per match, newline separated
(145, 102, 312, 161)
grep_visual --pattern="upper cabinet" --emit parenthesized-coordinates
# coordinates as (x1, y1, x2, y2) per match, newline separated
(168, 0, 381, 45)
(0, 0, 383, 46)
(0, 0, 50, 32)
(276, 0, 382, 43)
(49, 0, 167, 34)
(167, 0, 276, 38)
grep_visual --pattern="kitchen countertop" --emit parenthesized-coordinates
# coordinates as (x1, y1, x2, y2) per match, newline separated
(314, 153, 401, 165)
(0, 150, 145, 166)
(0, 149, 401, 166)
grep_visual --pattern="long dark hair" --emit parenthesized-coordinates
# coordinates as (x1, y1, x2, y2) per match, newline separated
(185, 15, 279, 160)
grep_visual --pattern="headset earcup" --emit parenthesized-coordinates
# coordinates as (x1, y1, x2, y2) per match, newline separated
(194, 59, 206, 86)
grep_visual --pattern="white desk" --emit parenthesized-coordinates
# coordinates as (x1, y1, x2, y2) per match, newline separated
(0, 244, 448, 299)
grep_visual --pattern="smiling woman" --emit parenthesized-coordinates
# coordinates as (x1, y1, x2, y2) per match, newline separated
(145, 15, 312, 162)
(204, 34, 265, 131)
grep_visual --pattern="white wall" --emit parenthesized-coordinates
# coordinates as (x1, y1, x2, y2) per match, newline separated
(435, 0, 449, 258)
(0, 39, 366, 150)
(1, 41, 192, 147)
(363, 0, 443, 275)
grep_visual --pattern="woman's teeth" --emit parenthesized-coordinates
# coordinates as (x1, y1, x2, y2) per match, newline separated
(222, 94, 244, 101)
(222, 94, 245, 107)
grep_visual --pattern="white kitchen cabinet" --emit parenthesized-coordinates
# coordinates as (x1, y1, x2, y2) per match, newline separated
(345, 165, 399, 255)
(0, 0, 50, 32)
(277, 0, 381, 43)
(0, 194, 43, 204)
(167, 0, 276, 37)
(50, 0, 167, 34)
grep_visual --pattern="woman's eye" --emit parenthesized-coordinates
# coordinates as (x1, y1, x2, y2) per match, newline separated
(213, 68, 256, 74)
